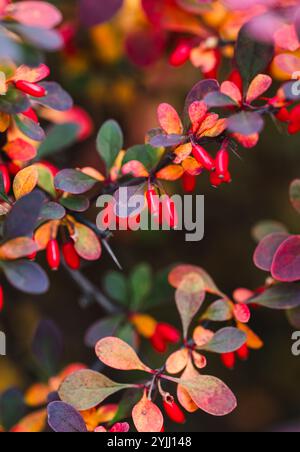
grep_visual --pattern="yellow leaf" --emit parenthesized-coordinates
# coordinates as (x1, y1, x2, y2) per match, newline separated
(81, 167, 105, 182)
(11, 410, 47, 433)
(130, 314, 157, 339)
(156, 165, 184, 181)
(13, 165, 39, 200)
(237, 322, 264, 350)
(0, 112, 10, 132)
(24, 384, 50, 407)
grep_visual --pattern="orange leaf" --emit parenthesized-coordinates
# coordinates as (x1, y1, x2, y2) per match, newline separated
(95, 337, 152, 373)
(182, 156, 203, 175)
(4, 138, 37, 161)
(13, 165, 38, 199)
(169, 265, 224, 297)
(220, 81, 242, 105)
(177, 360, 198, 413)
(174, 143, 192, 164)
(122, 160, 149, 178)
(130, 314, 157, 338)
(132, 392, 164, 433)
(166, 349, 189, 375)
(193, 326, 214, 347)
(201, 118, 227, 138)
(198, 113, 219, 136)
(81, 167, 105, 182)
(157, 103, 183, 135)
(13, 64, 50, 83)
(11, 410, 47, 433)
(81, 404, 118, 432)
(24, 384, 50, 407)
(0, 112, 10, 132)
(190, 47, 218, 72)
(246, 74, 272, 104)
(35, 220, 60, 250)
(237, 322, 264, 350)
(72, 221, 102, 261)
(156, 165, 184, 181)
(0, 237, 38, 260)
(232, 133, 259, 148)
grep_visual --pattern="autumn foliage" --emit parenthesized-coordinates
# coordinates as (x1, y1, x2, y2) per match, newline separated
(0, 0, 300, 434)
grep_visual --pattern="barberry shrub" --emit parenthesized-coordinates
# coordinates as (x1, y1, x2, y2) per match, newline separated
(0, 0, 300, 433)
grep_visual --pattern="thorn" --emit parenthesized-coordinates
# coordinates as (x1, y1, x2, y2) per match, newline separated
(103, 239, 123, 270)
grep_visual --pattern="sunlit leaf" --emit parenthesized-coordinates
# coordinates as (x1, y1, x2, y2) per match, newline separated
(193, 326, 214, 347)
(72, 221, 102, 261)
(48, 402, 87, 433)
(166, 349, 189, 375)
(132, 393, 164, 433)
(13, 165, 38, 200)
(157, 103, 183, 135)
(200, 327, 246, 353)
(0, 237, 37, 260)
(95, 337, 152, 373)
(182, 374, 237, 416)
(58, 370, 132, 411)
(156, 165, 184, 181)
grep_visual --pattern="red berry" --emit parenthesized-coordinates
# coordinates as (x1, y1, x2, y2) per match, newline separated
(163, 401, 186, 424)
(216, 148, 229, 178)
(223, 171, 232, 184)
(62, 241, 80, 270)
(150, 330, 167, 353)
(156, 323, 180, 344)
(192, 145, 215, 171)
(210, 171, 222, 188)
(15, 80, 46, 98)
(46, 239, 60, 271)
(146, 188, 160, 217)
(237, 344, 249, 361)
(22, 108, 39, 123)
(169, 41, 191, 67)
(182, 172, 196, 192)
(7, 162, 21, 176)
(0, 285, 4, 312)
(221, 352, 235, 369)
(0, 164, 11, 194)
(161, 196, 178, 229)
(276, 107, 290, 123)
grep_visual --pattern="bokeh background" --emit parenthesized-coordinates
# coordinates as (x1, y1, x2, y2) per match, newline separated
(1, 0, 300, 432)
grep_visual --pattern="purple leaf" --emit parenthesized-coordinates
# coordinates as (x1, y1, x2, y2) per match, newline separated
(249, 283, 300, 310)
(271, 235, 300, 282)
(150, 133, 185, 148)
(228, 111, 264, 135)
(32, 320, 63, 377)
(79, 0, 123, 27)
(200, 327, 246, 353)
(85, 315, 124, 348)
(3, 260, 49, 294)
(204, 91, 237, 108)
(54, 169, 97, 195)
(48, 402, 88, 433)
(253, 233, 290, 271)
(38, 82, 73, 112)
(184, 79, 219, 119)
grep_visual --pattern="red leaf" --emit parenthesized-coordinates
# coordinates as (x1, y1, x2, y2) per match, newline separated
(271, 235, 300, 282)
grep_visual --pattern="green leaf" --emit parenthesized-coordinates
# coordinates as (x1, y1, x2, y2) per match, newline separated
(54, 169, 97, 195)
(202, 299, 233, 322)
(130, 264, 153, 311)
(117, 323, 137, 349)
(123, 144, 162, 171)
(39, 202, 66, 222)
(200, 327, 246, 354)
(60, 195, 90, 212)
(249, 284, 300, 310)
(104, 271, 129, 307)
(58, 370, 133, 411)
(0, 389, 26, 431)
(236, 25, 274, 92)
(96, 120, 123, 172)
(14, 114, 45, 142)
(38, 123, 79, 158)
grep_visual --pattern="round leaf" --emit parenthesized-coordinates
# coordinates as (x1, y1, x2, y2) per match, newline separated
(47, 402, 87, 433)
